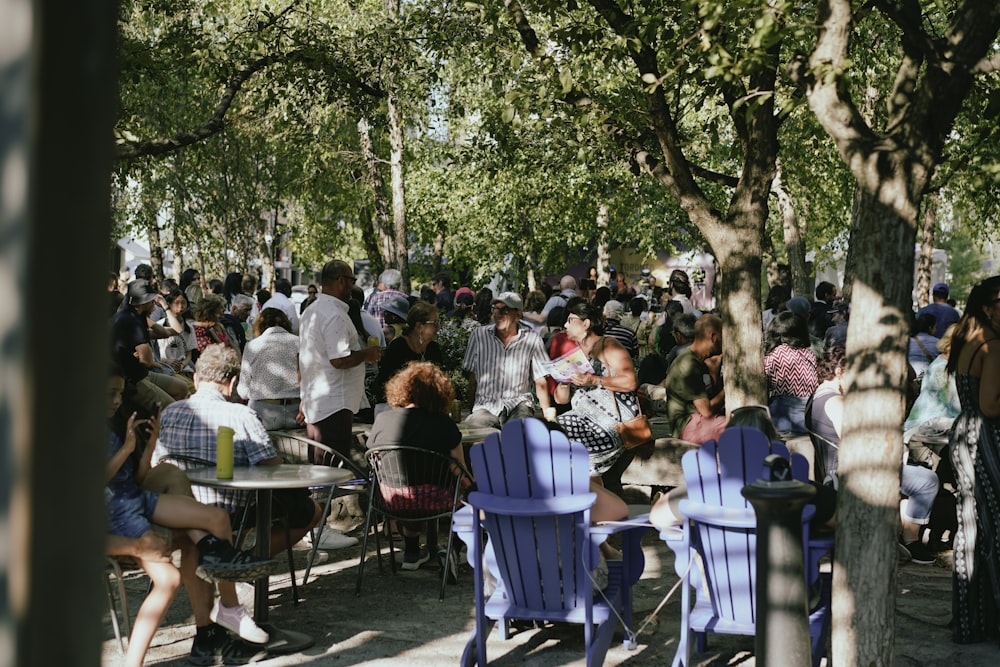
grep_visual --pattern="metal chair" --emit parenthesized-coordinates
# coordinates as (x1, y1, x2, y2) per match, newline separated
(268, 430, 369, 584)
(104, 556, 134, 654)
(355, 445, 470, 601)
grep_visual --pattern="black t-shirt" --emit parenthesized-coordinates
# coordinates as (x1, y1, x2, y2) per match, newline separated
(367, 407, 462, 487)
(372, 337, 444, 404)
(111, 308, 150, 382)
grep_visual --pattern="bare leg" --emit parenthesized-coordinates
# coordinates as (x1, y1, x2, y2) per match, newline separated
(150, 493, 233, 546)
(142, 462, 195, 497)
(176, 535, 214, 627)
(649, 484, 688, 531)
(590, 477, 628, 524)
(123, 555, 181, 667)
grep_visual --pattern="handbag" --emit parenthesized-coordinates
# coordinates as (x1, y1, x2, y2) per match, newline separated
(613, 398, 653, 451)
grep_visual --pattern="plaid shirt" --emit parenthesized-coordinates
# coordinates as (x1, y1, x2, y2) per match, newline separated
(364, 288, 407, 327)
(153, 386, 277, 512)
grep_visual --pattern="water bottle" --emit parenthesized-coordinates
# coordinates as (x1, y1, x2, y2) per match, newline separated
(216, 426, 235, 480)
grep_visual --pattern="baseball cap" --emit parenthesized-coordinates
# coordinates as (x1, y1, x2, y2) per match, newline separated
(932, 282, 949, 297)
(382, 294, 410, 320)
(127, 279, 158, 306)
(785, 296, 811, 318)
(603, 299, 624, 319)
(492, 292, 523, 310)
(454, 286, 474, 300)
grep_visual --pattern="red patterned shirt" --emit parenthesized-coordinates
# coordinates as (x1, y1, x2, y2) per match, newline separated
(764, 344, 818, 399)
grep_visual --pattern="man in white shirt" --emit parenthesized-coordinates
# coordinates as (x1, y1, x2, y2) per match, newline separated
(260, 278, 299, 334)
(299, 260, 381, 459)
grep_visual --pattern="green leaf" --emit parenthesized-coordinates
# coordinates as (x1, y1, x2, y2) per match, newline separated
(559, 68, 573, 94)
(501, 106, 516, 124)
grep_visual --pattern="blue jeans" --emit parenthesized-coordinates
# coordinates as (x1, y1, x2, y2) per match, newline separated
(769, 395, 809, 435)
(901, 463, 939, 524)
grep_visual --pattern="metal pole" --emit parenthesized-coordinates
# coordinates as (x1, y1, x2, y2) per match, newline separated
(742, 454, 816, 667)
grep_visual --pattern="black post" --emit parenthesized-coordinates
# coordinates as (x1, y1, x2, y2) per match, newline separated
(741, 454, 816, 667)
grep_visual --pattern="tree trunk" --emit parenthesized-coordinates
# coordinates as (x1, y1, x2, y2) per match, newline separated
(357, 117, 393, 270)
(596, 203, 609, 285)
(915, 194, 937, 308)
(833, 187, 918, 666)
(773, 160, 809, 298)
(386, 93, 410, 293)
(432, 224, 445, 276)
(148, 218, 165, 281)
(357, 199, 384, 278)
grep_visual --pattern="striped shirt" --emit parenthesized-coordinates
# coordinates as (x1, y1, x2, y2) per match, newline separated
(604, 319, 639, 358)
(764, 344, 818, 400)
(153, 386, 277, 512)
(463, 324, 548, 415)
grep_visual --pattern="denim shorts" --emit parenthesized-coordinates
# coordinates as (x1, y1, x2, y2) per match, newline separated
(106, 489, 161, 538)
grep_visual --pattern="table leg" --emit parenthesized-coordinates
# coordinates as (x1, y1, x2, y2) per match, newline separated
(252, 488, 316, 654)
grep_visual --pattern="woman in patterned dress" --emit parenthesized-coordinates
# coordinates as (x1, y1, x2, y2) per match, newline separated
(552, 301, 634, 522)
(948, 276, 1000, 644)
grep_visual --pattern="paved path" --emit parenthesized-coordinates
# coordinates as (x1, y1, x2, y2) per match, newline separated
(102, 526, 994, 666)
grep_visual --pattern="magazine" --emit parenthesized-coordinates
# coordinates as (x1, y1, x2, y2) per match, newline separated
(541, 346, 594, 382)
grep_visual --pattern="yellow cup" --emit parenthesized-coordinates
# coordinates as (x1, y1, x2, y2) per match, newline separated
(216, 426, 235, 480)
(367, 335, 380, 348)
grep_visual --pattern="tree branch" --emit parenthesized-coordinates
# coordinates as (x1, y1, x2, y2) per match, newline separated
(116, 49, 385, 161)
(116, 54, 283, 160)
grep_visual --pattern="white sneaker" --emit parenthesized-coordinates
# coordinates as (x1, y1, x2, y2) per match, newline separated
(210, 600, 269, 644)
(309, 529, 359, 550)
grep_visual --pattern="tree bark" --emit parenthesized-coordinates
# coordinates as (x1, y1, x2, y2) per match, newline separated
(915, 194, 937, 308)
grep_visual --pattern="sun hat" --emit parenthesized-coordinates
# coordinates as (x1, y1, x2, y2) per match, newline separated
(127, 279, 158, 306)
(382, 294, 410, 320)
(493, 292, 523, 310)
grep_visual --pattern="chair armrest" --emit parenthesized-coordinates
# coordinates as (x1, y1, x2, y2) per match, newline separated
(678, 500, 757, 529)
(467, 492, 597, 517)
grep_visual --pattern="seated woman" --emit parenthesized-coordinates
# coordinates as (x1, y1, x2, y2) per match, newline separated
(808, 345, 939, 564)
(367, 362, 472, 571)
(764, 311, 819, 434)
(371, 301, 444, 415)
(106, 368, 275, 667)
(238, 308, 300, 430)
(156, 289, 196, 378)
(904, 323, 960, 455)
(552, 301, 636, 512)
(191, 295, 238, 360)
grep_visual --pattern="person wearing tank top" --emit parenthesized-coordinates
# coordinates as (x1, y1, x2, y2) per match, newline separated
(946, 276, 1000, 644)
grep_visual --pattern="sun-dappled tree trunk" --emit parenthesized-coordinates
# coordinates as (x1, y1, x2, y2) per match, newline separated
(805, 1, 1000, 663)
(915, 194, 938, 308)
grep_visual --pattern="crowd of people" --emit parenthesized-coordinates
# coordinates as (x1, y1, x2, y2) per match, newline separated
(107, 258, 1000, 657)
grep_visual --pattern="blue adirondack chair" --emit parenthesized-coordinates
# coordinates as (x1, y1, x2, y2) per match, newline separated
(666, 426, 833, 667)
(454, 417, 648, 667)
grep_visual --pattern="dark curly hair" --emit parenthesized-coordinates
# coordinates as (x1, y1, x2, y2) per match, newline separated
(385, 361, 455, 414)
(816, 345, 846, 382)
